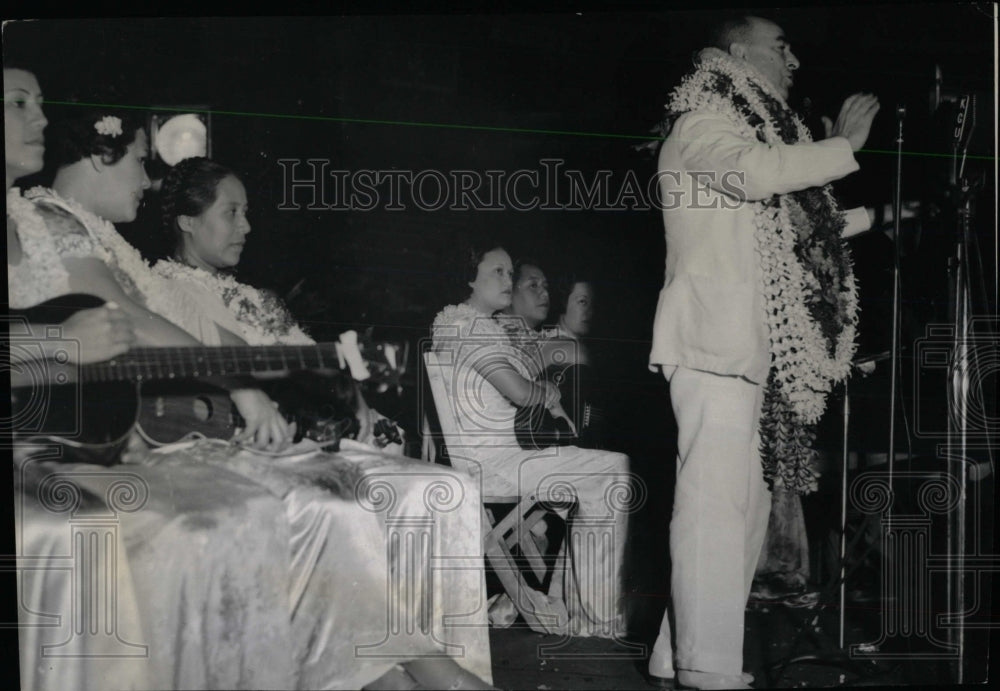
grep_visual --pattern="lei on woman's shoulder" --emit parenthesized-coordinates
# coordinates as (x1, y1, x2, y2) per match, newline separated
(7, 188, 72, 307)
(154, 258, 313, 346)
(659, 48, 860, 495)
(22, 188, 205, 332)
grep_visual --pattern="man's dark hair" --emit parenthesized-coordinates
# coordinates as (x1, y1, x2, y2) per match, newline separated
(708, 15, 755, 52)
(512, 258, 544, 287)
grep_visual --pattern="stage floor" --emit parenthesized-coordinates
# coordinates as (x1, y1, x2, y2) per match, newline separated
(489, 593, 977, 689)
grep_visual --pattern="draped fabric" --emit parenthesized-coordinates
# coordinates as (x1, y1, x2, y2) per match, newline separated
(13, 444, 297, 691)
(12, 190, 493, 688)
(124, 440, 493, 689)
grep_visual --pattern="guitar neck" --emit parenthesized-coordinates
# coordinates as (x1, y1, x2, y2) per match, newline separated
(80, 344, 343, 383)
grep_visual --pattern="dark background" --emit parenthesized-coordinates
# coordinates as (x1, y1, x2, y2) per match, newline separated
(5, 5, 995, 458)
(4, 3, 997, 660)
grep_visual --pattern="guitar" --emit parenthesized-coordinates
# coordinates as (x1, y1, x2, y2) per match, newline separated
(6, 294, 405, 463)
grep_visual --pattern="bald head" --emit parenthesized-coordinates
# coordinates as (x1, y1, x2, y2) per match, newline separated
(710, 15, 800, 98)
(709, 15, 755, 53)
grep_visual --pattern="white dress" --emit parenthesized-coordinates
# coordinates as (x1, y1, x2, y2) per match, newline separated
(432, 302, 633, 638)
(11, 187, 299, 690)
(20, 188, 493, 688)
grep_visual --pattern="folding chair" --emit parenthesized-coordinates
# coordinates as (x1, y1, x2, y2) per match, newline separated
(423, 350, 568, 632)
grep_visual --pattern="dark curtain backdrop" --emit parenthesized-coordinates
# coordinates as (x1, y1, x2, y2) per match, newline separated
(5, 3, 995, 464)
(3, 3, 996, 654)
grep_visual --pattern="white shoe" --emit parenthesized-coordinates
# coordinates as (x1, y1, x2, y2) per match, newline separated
(647, 632, 675, 687)
(676, 670, 751, 690)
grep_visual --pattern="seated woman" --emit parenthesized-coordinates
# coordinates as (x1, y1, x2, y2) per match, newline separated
(431, 241, 633, 639)
(544, 276, 593, 367)
(151, 156, 405, 455)
(24, 105, 492, 689)
(541, 277, 609, 449)
(7, 66, 296, 691)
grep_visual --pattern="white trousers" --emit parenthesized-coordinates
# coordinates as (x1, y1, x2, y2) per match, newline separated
(656, 366, 772, 674)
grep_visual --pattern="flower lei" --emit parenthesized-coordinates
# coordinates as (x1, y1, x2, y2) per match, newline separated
(25, 187, 213, 340)
(153, 258, 313, 346)
(433, 304, 536, 384)
(23, 187, 208, 338)
(434, 303, 493, 338)
(497, 314, 547, 378)
(660, 48, 859, 495)
(6, 188, 72, 308)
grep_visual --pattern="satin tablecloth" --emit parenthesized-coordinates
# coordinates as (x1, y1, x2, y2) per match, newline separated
(14, 439, 491, 690)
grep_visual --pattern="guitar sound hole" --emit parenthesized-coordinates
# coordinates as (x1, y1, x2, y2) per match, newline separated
(192, 396, 214, 423)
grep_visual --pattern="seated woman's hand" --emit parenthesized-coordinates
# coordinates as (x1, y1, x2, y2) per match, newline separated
(541, 380, 562, 410)
(229, 388, 297, 453)
(548, 401, 578, 437)
(60, 302, 135, 364)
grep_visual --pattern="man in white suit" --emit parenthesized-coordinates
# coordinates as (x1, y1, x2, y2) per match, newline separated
(646, 15, 880, 690)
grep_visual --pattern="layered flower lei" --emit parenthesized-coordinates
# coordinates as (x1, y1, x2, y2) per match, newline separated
(153, 258, 313, 346)
(6, 188, 72, 308)
(433, 303, 536, 386)
(23, 187, 206, 337)
(497, 314, 547, 379)
(661, 48, 859, 494)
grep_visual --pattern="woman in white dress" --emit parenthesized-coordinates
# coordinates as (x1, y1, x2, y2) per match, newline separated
(25, 104, 493, 689)
(7, 66, 298, 691)
(431, 241, 634, 639)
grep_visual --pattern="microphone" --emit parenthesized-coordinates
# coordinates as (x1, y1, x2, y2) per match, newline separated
(930, 64, 960, 114)
(897, 104, 907, 120)
(931, 64, 942, 113)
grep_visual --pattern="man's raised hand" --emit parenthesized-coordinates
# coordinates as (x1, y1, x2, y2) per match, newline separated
(822, 93, 881, 152)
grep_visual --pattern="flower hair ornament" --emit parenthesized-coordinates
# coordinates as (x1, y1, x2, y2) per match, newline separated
(94, 116, 123, 137)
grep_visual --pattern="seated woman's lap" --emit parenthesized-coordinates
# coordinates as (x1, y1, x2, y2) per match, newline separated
(468, 445, 630, 516)
(14, 445, 298, 690)
(137, 441, 492, 689)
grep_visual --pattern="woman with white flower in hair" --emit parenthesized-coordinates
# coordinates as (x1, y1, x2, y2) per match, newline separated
(7, 71, 298, 691)
(29, 108, 493, 690)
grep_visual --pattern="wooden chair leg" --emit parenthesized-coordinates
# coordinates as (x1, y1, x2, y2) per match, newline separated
(484, 528, 567, 634)
(517, 509, 550, 582)
(482, 496, 568, 634)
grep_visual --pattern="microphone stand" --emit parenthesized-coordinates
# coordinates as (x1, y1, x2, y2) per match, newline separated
(768, 107, 911, 687)
(946, 93, 976, 686)
(887, 105, 905, 535)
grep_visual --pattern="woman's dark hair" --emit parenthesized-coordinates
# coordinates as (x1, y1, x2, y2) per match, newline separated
(45, 106, 146, 169)
(551, 274, 594, 319)
(160, 156, 238, 253)
(3, 62, 37, 76)
(448, 236, 508, 304)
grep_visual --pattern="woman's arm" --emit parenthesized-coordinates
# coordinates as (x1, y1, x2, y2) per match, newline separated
(62, 257, 296, 450)
(34, 303, 135, 364)
(7, 305, 135, 390)
(474, 354, 577, 434)
(470, 352, 559, 409)
(62, 256, 202, 347)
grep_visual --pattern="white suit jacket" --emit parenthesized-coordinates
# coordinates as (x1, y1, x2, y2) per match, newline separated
(648, 110, 867, 384)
